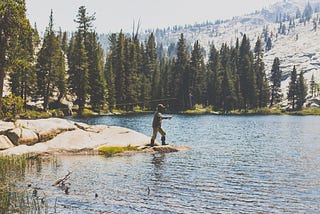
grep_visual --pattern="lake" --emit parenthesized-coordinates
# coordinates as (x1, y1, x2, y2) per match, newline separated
(20, 114, 320, 213)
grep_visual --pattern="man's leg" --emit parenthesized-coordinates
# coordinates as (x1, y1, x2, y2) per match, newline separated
(150, 127, 158, 146)
(158, 127, 168, 145)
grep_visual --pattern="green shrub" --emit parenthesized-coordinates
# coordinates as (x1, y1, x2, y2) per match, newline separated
(0, 94, 24, 120)
(19, 110, 51, 119)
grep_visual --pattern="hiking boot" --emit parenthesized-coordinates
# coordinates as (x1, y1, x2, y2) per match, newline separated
(150, 139, 155, 147)
(161, 136, 168, 145)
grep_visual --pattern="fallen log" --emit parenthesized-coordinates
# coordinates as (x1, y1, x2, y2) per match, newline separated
(52, 171, 72, 186)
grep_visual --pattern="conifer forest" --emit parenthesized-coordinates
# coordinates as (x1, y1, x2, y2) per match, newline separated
(0, 1, 310, 115)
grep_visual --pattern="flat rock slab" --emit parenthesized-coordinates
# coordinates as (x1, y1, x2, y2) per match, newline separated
(0, 121, 15, 134)
(16, 118, 76, 141)
(0, 118, 190, 157)
(139, 145, 190, 154)
(0, 135, 15, 150)
(1, 124, 150, 155)
(151, 145, 190, 153)
(7, 128, 39, 146)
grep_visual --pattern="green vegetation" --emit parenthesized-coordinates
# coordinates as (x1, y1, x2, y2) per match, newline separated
(98, 145, 140, 156)
(0, 94, 24, 120)
(0, 155, 48, 213)
(286, 108, 320, 116)
(182, 105, 215, 114)
(1, 1, 320, 118)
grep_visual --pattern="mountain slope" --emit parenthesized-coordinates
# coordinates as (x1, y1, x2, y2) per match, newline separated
(138, 0, 320, 97)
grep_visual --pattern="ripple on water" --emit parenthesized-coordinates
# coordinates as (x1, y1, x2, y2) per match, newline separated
(18, 115, 320, 213)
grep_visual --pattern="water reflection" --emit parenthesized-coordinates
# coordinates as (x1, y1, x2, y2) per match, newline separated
(151, 153, 166, 180)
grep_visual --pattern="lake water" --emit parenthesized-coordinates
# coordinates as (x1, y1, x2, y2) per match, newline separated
(20, 114, 320, 213)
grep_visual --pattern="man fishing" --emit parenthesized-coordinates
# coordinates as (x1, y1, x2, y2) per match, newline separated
(150, 104, 172, 146)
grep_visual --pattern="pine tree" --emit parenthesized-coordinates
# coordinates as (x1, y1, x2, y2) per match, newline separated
(159, 57, 173, 100)
(173, 34, 189, 110)
(68, 32, 89, 115)
(104, 54, 116, 111)
(61, 31, 68, 53)
(87, 32, 106, 112)
(104, 34, 117, 111)
(143, 33, 157, 108)
(296, 71, 307, 110)
(189, 40, 206, 108)
(114, 31, 126, 109)
(9, 21, 36, 108)
(303, 1, 313, 21)
(56, 47, 66, 101)
(68, 5, 102, 114)
(32, 23, 41, 48)
(270, 57, 282, 107)
(288, 65, 298, 110)
(221, 57, 236, 113)
(254, 37, 270, 108)
(0, 0, 31, 108)
(266, 37, 272, 51)
(207, 44, 222, 109)
(124, 37, 140, 111)
(36, 10, 66, 110)
(238, 34, 257, 110)
(230, 41, 242, 110)
(310, 74, 316, 97)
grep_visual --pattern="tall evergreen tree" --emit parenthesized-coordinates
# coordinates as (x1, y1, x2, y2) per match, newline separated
(61, 31, 68, 53)
(68, 5, 103, 114)
(114, 31, 126, 109)
(288, 65, 298, 110)
(173, 34, 189, 110)
(296, 71, 307, 110)
(9, 21, 36, 108)
(254, 37, 270, 108)
(68, 32, 89, 114)
(0, 0, 31, 107)
(238, 34, 257, 110)
(143, 33, 157, 108)
(32, 23, 41, 48)
(36, 10, 66, 110)
(207, 44, 222, 109)
(189, 40, 206, 108)
(104, 34, 117, 111)
(87, 32, 106, 112)
(310, 74, 316, 97)
(104, 54, 116, 111)
(221, 56, 236, 113)
(270, 57, 282, 107)
(124, 37, 140, 110)
(230, 41, 242, 110)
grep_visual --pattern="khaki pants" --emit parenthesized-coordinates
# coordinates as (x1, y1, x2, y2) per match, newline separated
(151, 127, 166, 140)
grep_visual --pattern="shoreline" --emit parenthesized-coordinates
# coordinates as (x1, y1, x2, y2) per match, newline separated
(0, 117, 189, 156)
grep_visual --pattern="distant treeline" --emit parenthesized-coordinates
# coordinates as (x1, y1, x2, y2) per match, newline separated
(1, 1, 314, 115)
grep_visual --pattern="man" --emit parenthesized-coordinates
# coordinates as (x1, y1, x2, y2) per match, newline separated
(150, 104, 172, 146)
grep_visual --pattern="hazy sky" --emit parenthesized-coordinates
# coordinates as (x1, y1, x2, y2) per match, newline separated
(26, 0, 278, 34)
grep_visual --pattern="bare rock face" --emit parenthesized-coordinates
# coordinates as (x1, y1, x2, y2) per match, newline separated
(0, 135, 15, 150)
(16, 118, 77, 142)
(0, 118, 189, 156)
(0, 121, 15, 134)
(7, 128, 39, 146)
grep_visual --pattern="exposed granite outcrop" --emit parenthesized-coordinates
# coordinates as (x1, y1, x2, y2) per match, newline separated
(0, 118, 188, 156)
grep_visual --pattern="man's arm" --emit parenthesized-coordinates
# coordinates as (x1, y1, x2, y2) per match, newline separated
(162, 116, 172, 120)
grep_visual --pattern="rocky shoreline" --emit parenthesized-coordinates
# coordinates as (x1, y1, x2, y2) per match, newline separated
(0, 118, 188, 156)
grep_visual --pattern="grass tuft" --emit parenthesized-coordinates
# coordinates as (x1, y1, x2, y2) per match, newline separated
(98, 145, 140, 156)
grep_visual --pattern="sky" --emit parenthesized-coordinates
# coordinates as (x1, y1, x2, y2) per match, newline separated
(26, 0, 278, 34)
